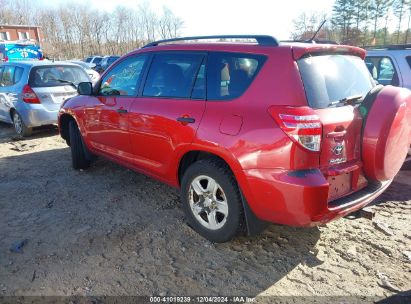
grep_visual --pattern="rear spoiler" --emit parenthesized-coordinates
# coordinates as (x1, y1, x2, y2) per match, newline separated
(292, 44, 366, 60)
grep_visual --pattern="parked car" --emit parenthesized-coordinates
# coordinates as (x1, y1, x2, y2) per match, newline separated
(0, 61, 90, 136)
(84, 56, 102, 66)
(95, 55, 120, 74)
(365, 45, 411, 89)
(68, 60, 100, 85)
(59, 35, 411, 242)
(365, 45, 411, 154)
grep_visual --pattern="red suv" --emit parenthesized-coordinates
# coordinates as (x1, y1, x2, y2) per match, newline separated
(58, 35, 411, 242)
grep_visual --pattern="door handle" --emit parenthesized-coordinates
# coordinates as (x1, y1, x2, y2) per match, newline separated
(177, 117, 195, 124)
(117, 109, 128, 114)
(326, 130, 347, 138)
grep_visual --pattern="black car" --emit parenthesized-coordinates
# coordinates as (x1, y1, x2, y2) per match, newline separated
(95, 56, 120, 74)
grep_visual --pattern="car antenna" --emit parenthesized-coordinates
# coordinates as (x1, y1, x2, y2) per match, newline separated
(306, 19, 327, 44)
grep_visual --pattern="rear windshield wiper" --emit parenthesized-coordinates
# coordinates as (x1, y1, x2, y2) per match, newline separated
(51, 78, 77, 88)
(328, 94, 363, 107)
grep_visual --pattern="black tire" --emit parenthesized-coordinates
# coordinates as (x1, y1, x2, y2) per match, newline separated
(181, 159, 244, 243)
(68, 120, 91, 169)
(12, 111, 32, 137)
(401, 158, 411, 170)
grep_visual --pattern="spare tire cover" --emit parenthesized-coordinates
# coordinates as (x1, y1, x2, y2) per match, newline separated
(361, 85, 411, 181)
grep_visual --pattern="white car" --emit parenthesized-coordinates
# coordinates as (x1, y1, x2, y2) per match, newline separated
(68, 60, 100, 85)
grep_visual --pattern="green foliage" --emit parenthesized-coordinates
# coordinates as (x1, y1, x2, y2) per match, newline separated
(292, 0, 411, 46)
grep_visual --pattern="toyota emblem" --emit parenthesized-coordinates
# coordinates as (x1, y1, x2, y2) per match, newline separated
(332, 145, 344, 155)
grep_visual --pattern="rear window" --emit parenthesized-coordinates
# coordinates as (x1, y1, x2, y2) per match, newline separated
(29, 65, 89, 88)
(298, 55, 374, 109)
(93, 57, 102, 64)
(207, 52, 266, 100)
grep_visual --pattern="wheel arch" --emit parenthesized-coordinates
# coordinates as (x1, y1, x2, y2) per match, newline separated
(59, 113, 76, 145)
(9, 107, 16, 121)
(177, 148, 268, 236)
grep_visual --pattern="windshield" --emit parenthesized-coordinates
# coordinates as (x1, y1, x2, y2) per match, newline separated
(297, 55, 374, 109)
(29, 65, 90, 87)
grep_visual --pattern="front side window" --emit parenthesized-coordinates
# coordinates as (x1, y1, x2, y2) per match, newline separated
(99, 54, 147, 96)
(207, 52, 265, 100)
(143, 52, 205, 98)
(365, 56, 399, 86)
(29, 65, 89, 88)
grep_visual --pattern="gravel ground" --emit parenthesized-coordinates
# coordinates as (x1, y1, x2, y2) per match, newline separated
(0, 122, 410, 300)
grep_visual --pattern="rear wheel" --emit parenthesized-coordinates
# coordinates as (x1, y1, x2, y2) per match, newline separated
(68, 120, 91, 169)
(12, 111, 32, 137)
(181, 159, 243, 243)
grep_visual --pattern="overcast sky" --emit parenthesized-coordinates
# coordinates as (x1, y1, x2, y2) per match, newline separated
(38, 0, 335, 39)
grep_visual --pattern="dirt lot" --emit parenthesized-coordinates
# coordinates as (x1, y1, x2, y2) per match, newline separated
(0, 122, 410, 300)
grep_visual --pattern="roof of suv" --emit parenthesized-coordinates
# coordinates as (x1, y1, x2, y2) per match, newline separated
(134, 41, 366, 61)
(128, 35, 366, 59)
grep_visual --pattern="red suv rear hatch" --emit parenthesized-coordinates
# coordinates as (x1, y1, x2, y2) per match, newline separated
(297, 53, 383, 201)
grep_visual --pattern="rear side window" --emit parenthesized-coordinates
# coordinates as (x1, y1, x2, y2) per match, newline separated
(29, 65, 89, 88)
(143, 52, 205, 98)
(298, 55, 374, 109)
(207, 52, 265, 100)
(1, 66, 15, 86)
(14, 67, 24, 83)
(365, 56, 399, 86)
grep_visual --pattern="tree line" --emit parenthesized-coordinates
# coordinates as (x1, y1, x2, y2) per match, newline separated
(292, 0, 411, 46)
(0, 0, 184, 59)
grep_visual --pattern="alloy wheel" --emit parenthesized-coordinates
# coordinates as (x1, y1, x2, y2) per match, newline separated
(188, 175, 228, 230)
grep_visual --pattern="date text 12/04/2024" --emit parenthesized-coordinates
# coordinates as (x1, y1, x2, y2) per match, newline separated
(149, 296, 256, 303)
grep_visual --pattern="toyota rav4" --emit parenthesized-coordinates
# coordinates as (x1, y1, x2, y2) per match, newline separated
(58, 35, 411, 242)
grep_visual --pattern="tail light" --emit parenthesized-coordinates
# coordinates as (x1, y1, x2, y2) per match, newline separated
(269, 106, 322, 152)
(22, 84, 40, 104)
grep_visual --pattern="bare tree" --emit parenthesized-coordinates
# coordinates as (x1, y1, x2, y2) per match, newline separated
(158, 7, 184, 39)
(0, 0, 183, 58)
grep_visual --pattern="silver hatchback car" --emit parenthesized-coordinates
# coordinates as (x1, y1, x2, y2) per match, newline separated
(0, 61, 90, 136)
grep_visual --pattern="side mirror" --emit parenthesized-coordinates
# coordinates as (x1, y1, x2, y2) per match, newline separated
(77, 82, 93, 95)
(88, 63, 96, 69)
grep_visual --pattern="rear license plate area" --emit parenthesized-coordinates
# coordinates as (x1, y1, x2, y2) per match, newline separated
(327, 172, 352, 201)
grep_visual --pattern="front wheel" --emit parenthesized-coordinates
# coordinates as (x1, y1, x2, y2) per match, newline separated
(181, 159, 244, 243)
(68, 120, 91, 169)
(13, 111, 32, 137)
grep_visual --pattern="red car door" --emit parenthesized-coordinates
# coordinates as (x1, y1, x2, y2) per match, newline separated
(128, 52, 206, 181)
(84, 54, 149, 159)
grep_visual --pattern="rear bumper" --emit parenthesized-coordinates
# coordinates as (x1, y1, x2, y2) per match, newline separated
(16, 103, 58, 127)
(241, 168, 391, 226)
